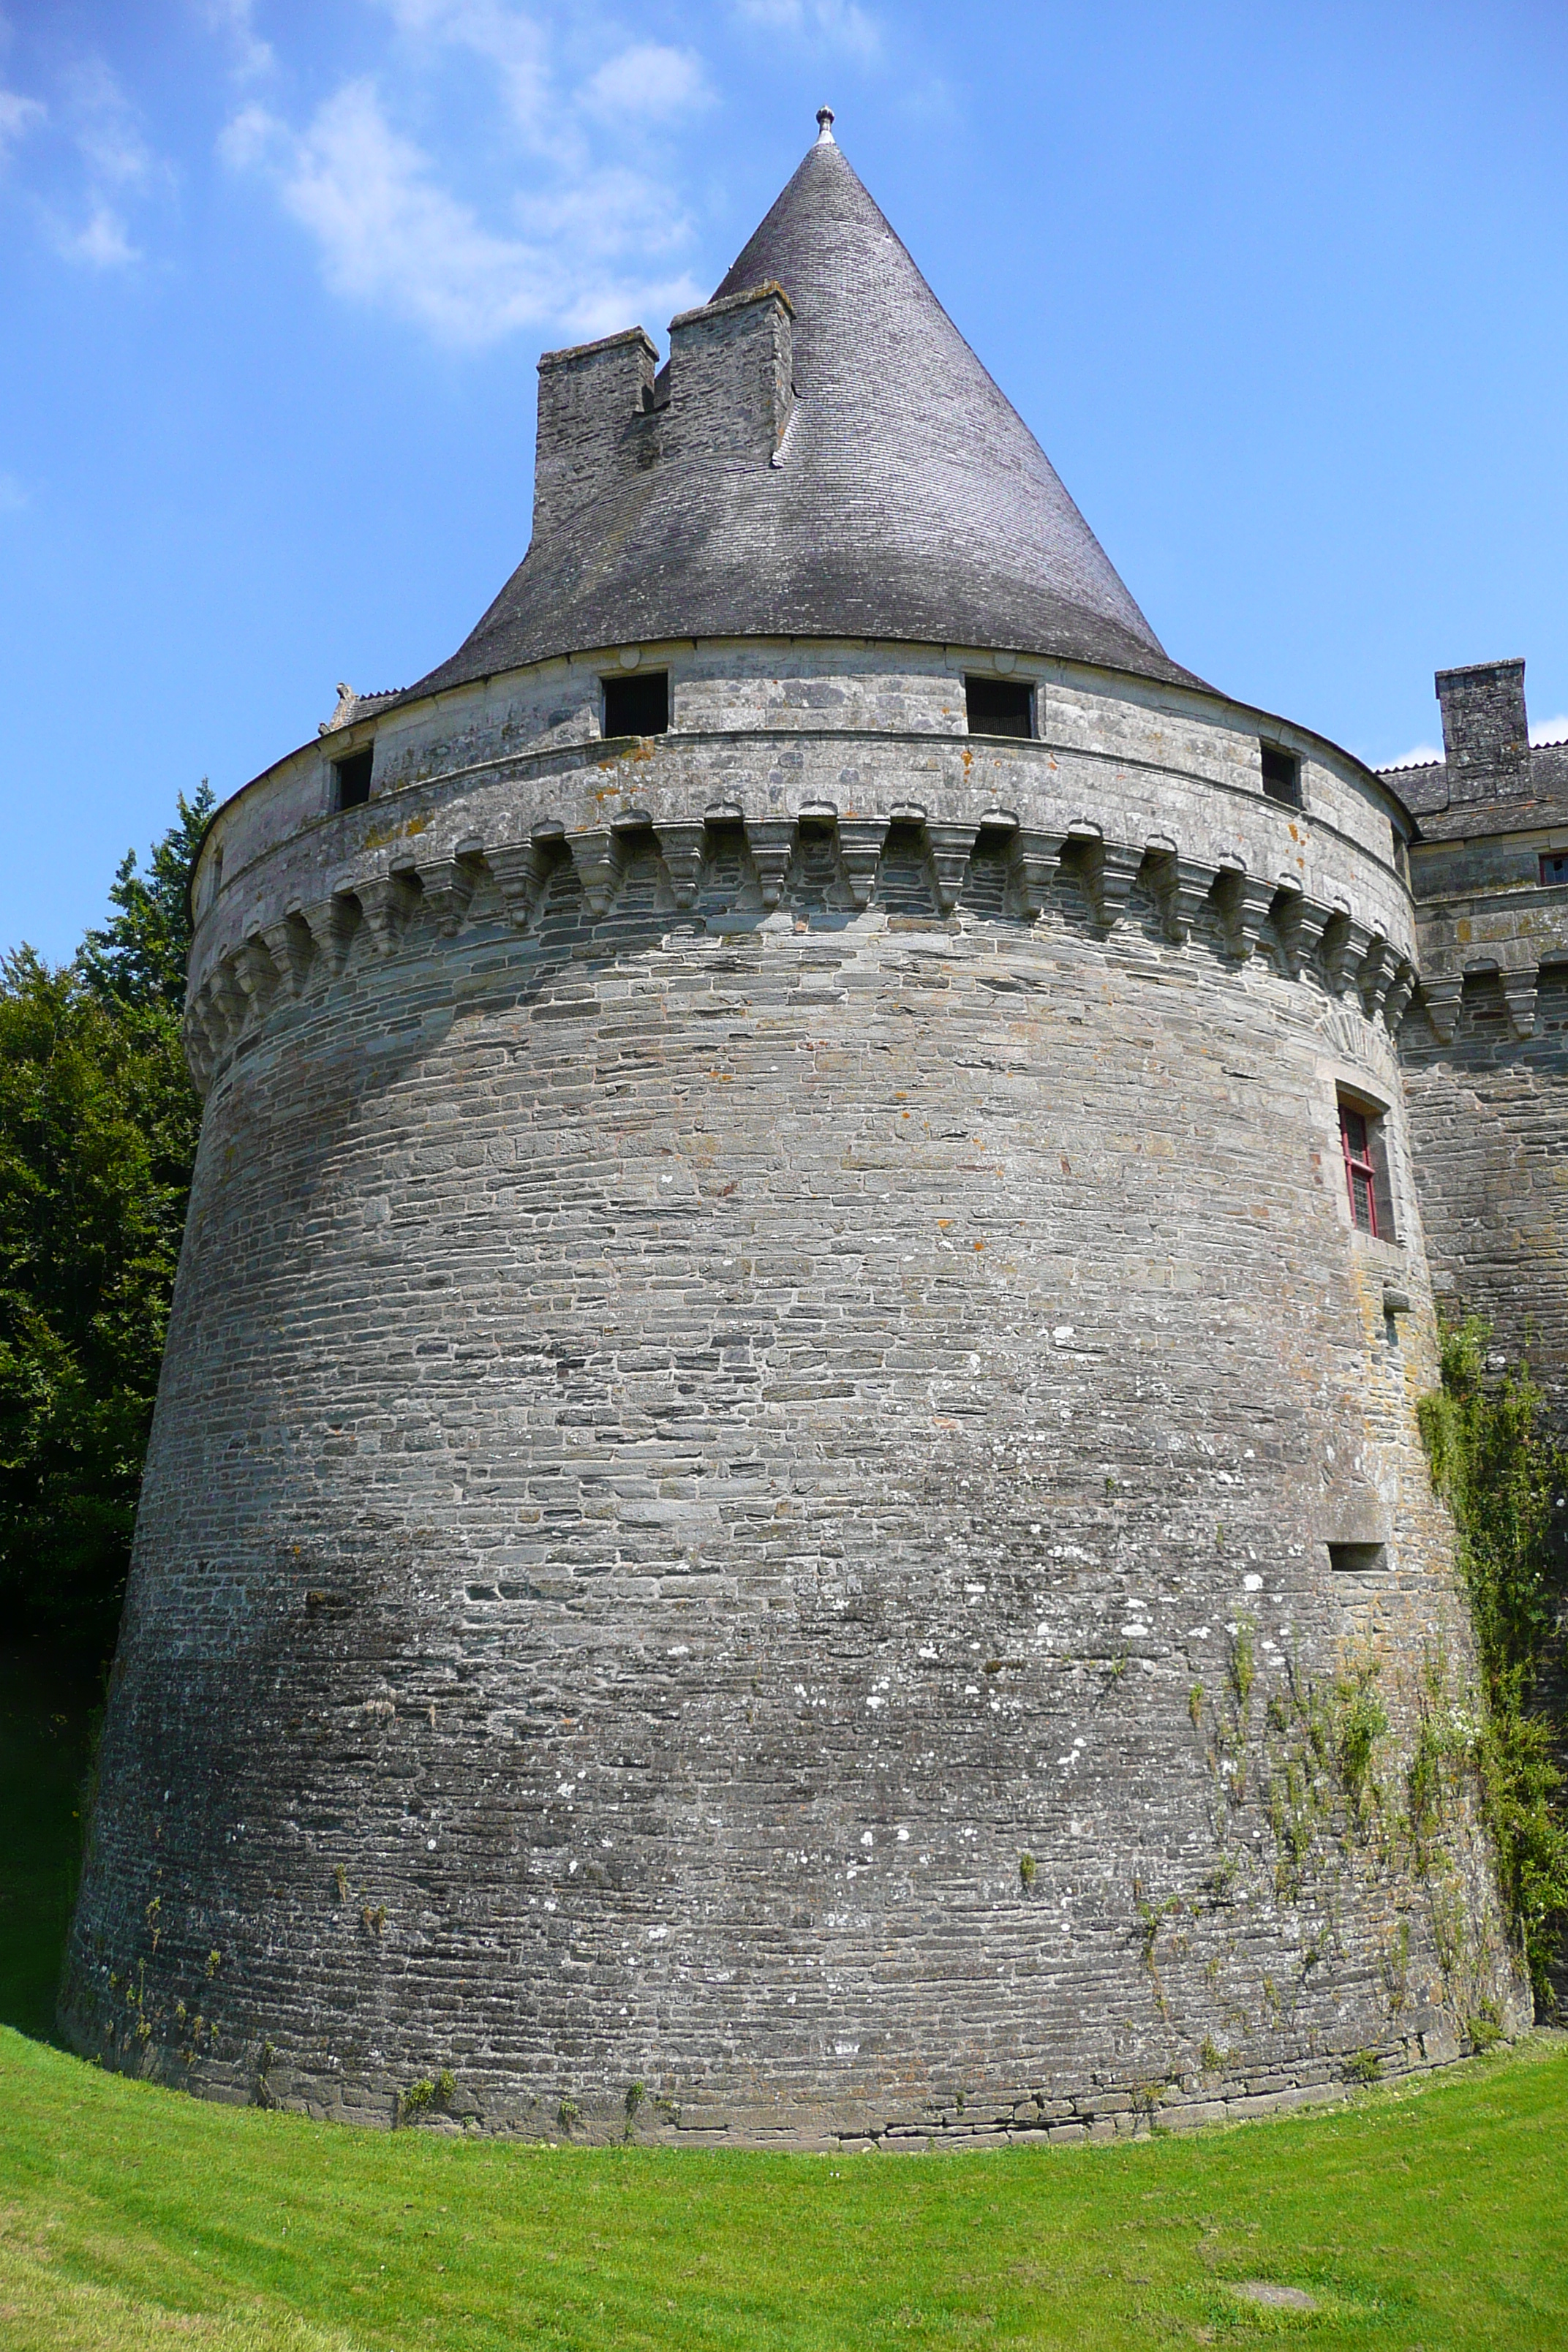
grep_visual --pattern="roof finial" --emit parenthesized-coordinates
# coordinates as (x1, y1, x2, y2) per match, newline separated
(815, 105, 835, 144)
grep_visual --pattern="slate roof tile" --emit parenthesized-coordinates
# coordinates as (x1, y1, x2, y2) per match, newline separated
(396, 118, 1201, 705)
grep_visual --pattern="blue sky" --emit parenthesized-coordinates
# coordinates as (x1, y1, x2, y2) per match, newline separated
(2, 0, 1566, 962)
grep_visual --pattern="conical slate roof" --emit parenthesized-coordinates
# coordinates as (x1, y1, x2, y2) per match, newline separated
(405, 118, 1196, 699)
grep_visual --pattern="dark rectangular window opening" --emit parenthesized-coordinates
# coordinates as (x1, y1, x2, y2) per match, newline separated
(1261, 743, 1301, 805)
(603, 670, 669, 738)
(333, 747, 374, 810)
(1328, 1542, 1388, 1575)
(1338, 1095, 1396, 1240)
(965, 676, 1034, 739)
(1540, 853, 1568, 887)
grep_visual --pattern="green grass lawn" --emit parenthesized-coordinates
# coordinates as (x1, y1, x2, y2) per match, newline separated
(1, 2028, 1565, 2350)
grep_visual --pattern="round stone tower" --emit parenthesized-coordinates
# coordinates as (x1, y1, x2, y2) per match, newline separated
(65, 116, 1526, 2143)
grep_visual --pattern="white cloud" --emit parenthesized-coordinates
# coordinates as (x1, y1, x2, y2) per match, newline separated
(732, 0, 881, 60)
(513, 160, 693, 261)
(221, 78, 701, 348)
(0, 470, 29, 513)
(225, 80, 546, 344)
(64, 56, 159, 189)
(0, 86, 45, 161)
(374, 0, 560, 151)
(1530, 716, 1568, 747)
(223, 4, 719, 350)
(580, 45, 714, 126)
(51, 197, 140, 267)
(32, 58, 168, 268)
(195, 0, 275, 80)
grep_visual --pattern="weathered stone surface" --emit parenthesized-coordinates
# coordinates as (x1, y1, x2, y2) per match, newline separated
(63, 721, 1524, 2134)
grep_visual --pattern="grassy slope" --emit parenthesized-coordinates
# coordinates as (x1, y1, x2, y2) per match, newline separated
(1, 2031, 1564, 2351)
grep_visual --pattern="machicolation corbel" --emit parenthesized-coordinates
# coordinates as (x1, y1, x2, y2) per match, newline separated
(747, 818, 798, 908)
(1150, 851, 1218, 946)
(927, 821, 981, 913)
(1420, 973, 1464, 1042)
(837, 818, 891, 907)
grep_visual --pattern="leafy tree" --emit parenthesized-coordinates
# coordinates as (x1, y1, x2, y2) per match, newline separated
(0, 788, 211, 1659)
(80, 785, 211, 1017)
(1420, 1316, 1568, 2003)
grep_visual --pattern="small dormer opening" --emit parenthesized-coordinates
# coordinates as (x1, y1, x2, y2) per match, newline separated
(965, 676, 1034, 739)
(603, 671, 669, 738)
(1540, 853, 1568, 886)
(333, 747, 374, 810)
(1261, 743, 1301, 805)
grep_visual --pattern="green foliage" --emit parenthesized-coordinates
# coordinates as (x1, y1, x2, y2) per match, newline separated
(1226, 1618, 1255, 1713)
(0, 788, 209, 1660)
(1335, 1665, 1389, 1826)
(399, 2068, 456, 2125)
(1419, 1316, 1568, 2002)
(80, 788, 211, 1019)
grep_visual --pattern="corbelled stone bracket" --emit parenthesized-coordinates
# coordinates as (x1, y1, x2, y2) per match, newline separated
(1322, 911, 1374, 998)
(1009, 829, 1065, 918)
(746, 818, 797, 908)
(408, 848, 482, 937)
(254, 915, 313, 998)
(483, 839, 557, 930)
(927, 822, 981, 914)
(656, 821, 709, 909)
(1082, 840, 1145, 932)
(355, 873, 418, 957)
(1419, 974, 1464, 1043)
(1356, 934, 1398, 1020)
(837, 818, 891, 908)
(1213, 863, 1275, 960)
(1149, 851, 1218, 946)
(1274, 891, 1332, 981)
(295, 891, 359, 977)
(569, 829, 622, 916)
(1500, 970, 1539, 1039)
(1383, 959, 1417, 1033)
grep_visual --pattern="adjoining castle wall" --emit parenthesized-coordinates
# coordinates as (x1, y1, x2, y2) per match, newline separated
(1398, 663, 1568, 1431)
(64, 664, 1523, 2141)
(1401, 978, 1568, 1432)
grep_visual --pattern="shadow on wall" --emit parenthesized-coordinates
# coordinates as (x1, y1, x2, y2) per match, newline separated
(0, 1646, 100, 2039)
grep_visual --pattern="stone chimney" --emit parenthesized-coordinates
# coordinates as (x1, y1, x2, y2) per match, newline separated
(1435, 658, 1531, 804)
(664, 283, 794, 464)
(532, 326, 658, 543)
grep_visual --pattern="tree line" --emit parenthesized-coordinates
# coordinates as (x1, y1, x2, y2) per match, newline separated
(0, 788, 210, 1662)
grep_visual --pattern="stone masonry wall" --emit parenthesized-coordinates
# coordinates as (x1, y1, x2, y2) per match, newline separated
(1401, 970, 1568, 1433)
(65, 761, 1523, 2142)
(205, 643, 1406, 913)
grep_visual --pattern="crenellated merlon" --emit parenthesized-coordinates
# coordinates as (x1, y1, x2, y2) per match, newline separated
(532, 283, 795, 543)
(183, 806, 1420, 1095)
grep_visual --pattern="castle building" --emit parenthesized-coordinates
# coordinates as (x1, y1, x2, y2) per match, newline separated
(66, 115, 1561, 2144)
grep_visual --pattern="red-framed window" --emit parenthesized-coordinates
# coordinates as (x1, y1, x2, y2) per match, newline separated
(1340, 1105, 1379, 1236)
